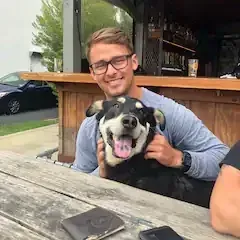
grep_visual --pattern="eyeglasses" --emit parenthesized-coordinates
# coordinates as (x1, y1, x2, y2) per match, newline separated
(90, 53, 134, 75)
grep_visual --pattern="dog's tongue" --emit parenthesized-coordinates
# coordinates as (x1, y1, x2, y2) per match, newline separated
(114, 137, 132, 159)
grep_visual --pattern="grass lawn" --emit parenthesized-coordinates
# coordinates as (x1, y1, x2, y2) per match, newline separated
(0, 119, 58, 136)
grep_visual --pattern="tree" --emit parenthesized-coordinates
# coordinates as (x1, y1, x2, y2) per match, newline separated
(32, 0, 63, 72)
(116, 8, 133, 38)
(32, 0, 133, 70)
(81, 0, 118, 58)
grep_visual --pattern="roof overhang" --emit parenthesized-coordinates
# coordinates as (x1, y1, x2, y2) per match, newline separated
(105, 0, 240, 26)
(29, 46, 44, 57)
(166, 0, 240, 26)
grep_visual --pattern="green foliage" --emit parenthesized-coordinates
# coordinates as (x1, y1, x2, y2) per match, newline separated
(81, 1, 133, 57)
(32, 0, 133, 70)
(0, 119, 58, 136)
(47, 81, 58, 101)
(32, 0, 133, 98)
(116, 8, 133, 37)
(32, 0, 63, 72)
(82, 0, 118, 39)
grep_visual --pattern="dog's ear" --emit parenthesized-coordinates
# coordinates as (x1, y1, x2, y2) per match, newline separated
(153, 109, 166, 131)
(86, 100, 104, 117)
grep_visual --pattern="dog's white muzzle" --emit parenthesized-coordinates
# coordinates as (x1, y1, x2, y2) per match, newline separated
(99, 113, 150, 166)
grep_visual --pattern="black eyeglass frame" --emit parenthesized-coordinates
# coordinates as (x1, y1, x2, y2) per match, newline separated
(89, 53, 134, 75)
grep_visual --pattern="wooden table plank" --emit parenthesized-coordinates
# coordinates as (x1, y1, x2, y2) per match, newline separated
(0, 151, 237, 240)
(0, 215, 50, 240)
(0, 170, 155, 239)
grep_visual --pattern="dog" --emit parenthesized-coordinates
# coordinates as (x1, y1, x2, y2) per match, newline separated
(86, 96, 215, 208)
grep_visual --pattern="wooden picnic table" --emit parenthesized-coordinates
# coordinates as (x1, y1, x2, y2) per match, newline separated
(0, 151, 237, 240)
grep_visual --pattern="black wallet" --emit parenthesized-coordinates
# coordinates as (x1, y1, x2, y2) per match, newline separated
(61, 207, 125, 240)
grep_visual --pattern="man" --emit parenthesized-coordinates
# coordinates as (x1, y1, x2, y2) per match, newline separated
(72, 27, 229, 181)
(210, 140, 240, 238)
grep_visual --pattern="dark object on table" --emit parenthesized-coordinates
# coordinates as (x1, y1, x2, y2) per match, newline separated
(61, 207, 125, 240)
(139, 226, 184, 240)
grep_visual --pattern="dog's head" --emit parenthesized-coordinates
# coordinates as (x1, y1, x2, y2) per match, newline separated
(86, 96, 166, 167)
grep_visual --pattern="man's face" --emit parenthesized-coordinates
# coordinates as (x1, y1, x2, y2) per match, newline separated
(89, 43, 139, 98)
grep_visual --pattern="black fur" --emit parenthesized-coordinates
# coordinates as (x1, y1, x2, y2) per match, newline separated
(105, 156, 215, 208)
(86, 96, 215, 208)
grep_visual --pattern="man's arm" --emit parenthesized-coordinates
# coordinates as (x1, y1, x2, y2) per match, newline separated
(210, 165, 240, 237)
(71, 118, 99, 176)
(210, 141, 240, 238)
(169, 101, 229, 181)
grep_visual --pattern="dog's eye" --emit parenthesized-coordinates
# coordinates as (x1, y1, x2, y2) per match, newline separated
(113, 103, 120, 108)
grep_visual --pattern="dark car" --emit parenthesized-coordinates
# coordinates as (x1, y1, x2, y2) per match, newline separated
(0, 71, 57, 115)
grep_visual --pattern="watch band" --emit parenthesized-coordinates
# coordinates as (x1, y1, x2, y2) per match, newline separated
(181, 151, 192, 173)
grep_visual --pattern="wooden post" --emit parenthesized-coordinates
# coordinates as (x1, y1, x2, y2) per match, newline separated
(56, 82, 105, 163)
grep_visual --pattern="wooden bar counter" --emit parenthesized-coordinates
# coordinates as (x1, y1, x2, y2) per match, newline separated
(21, 72, 240, 163)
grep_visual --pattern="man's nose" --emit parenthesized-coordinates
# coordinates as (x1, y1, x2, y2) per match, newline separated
(106, 63, 117, 75)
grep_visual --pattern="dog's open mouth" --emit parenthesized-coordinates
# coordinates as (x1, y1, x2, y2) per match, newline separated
(107, 129, 137, 159)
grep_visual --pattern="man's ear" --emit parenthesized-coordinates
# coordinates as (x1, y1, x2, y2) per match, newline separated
(86, 100, 104, 117)
(153, 109, 166, 131)
(131, 53, 139, 71)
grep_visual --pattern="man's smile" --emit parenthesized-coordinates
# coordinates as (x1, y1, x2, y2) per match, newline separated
(106, 77, 124, 86)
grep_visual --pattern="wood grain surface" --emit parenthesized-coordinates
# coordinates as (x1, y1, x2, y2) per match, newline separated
(0, 172, 148, 240)
(21, 72, 240, 91)
(0, 215, 49, 240)
(0, 151, 237, 240)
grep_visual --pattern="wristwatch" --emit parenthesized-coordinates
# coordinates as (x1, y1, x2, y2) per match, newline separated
(181, 151, 192, 173)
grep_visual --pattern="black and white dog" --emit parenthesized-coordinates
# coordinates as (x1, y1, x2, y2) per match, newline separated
(86, 96, 215, 208)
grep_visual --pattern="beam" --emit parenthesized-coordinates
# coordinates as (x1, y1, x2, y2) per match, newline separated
(133, 1, 144, 65)
(63, 0, 82, 72)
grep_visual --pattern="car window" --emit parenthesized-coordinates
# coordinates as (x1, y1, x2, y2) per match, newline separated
(0, 72, 26, 87)
(4, 75, 19, 82)
(31, 80, 44, 86)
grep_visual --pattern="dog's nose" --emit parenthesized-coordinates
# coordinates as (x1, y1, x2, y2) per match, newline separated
(122, 115, 137, 129)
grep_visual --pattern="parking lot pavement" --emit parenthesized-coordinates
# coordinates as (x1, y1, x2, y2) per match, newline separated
(0, 107, 58, 124)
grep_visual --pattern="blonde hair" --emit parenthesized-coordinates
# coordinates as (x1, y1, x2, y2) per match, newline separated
(85, 27, 134, 62)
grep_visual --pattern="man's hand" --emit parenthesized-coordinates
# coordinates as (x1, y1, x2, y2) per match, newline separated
(97, 138, 106, 178)
(144, 133, 183, 168)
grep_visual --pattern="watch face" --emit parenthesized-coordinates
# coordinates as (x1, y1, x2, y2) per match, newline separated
(182, 152, 192, 172)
